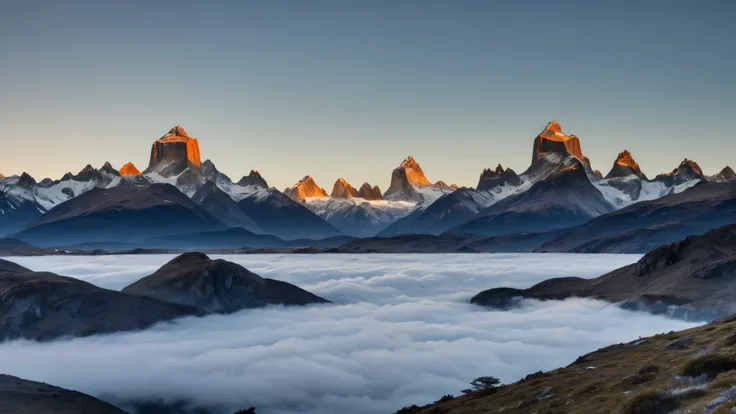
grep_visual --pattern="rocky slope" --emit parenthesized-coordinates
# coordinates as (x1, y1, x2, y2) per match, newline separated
(0, 374, 128, 413)
(527, 120, 586, 172)
(15, 184, 226, 247)
(474, 224, 736, 321)
(237, 170, 268, 188)
(451, 158, 615, 236)
(0, 258, 205, 341)
(191, 181, 261, 233)
(539, 181, 736, 253)
(122, 252, 329, 313)
(399, 316, 736, 414)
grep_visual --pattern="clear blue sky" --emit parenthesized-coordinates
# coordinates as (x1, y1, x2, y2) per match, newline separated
(1, 0, 734, 190)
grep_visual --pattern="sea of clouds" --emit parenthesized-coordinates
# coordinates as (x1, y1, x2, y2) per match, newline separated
(1, 254, 698, 414)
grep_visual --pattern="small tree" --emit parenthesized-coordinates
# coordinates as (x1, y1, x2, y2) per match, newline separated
(470, 376, 502, 391)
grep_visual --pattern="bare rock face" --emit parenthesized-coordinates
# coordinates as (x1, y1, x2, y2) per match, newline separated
(202, 159, 233, 185)
(0, 173, 5, 178)
(477, 164, 522, 191)
(713, 166, 736, 182)
(358, 183, 383, 200)
(593, 169, 603, 178)
(384, 156, 433, 201)
(121, 252, 329, 313)
(238, 170, 268, 188)
(284, 175, 328, 201)
(73, 164, 103, 182)
(144, 126, 202, 176)
(655, 158, 705, 186)
(530, 121, 585, 169)
(99, 161, 120, 176)
(606, 150, 647, 179)
(331, 178, 358, 198)
(119, 162, 141, 176)
(16, 172, 36, 188)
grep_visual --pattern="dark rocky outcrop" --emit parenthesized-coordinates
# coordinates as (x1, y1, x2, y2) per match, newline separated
(99, 161, 120, 176)
(73, 164, 104, 182)
(0, 374, 128, 413)
(16, 172, 36, 189)
(0, 258, 205, 341)
(357, 182, 383, 200)
(712, 166, 736, 183)
(144, 126, 202, 177)
(655, 159, 705, 186)
(384, 156, 432, 201)
(15, 184, 226, 247)
(473, 224, 736, 321)
(605, 150, 647, 179)
(476, 164, 521, 191)
(331, 178, 358, 198)
(237, 170, 269, 188)
(202, 159, 233, 185)
(121, 252, 329, 313)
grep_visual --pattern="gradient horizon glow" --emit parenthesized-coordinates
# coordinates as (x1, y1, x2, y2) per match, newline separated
(1, 0, 734, 190)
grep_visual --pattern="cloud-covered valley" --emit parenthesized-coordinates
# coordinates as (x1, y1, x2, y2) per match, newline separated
(1, 254, 698, 414)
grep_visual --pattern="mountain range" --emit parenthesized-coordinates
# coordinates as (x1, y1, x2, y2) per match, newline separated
(1, 122, 733, 250)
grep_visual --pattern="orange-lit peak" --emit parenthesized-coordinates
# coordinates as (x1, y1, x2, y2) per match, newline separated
(678, 159, 703, 176)
(397, 156, 431, 186)
(615, 150, 642, 170)
(161, 125, 192, 140)
(120, 162, 142, 176)
(79, 164, 95, 174)
(0, 173, 4, 178)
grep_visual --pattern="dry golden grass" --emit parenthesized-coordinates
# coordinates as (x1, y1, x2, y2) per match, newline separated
(407, 317, 736, 414)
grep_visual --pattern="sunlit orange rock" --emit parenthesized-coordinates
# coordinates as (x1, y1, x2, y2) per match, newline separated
(331, 178, 358, 198)
(384, 156, 433, 199)
(0, 173, 4, 178)
(605, 150, 646, 179)
(145, 126, 202, 176)
(531, 121, 586, 168)
(358, 182, 383, 200)
(120, 162, 142, 176)
(593, 169, 603, 178)
(284, 175, 329, 201)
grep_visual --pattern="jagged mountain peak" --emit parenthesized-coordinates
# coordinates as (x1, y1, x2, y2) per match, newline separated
(119, 162, 141, 176)
(540, 120, 563, 136)
(357, 182, 383, 200)
(0, 173, 4, 178)
(201, 159, 233, 185)
(677, 158, 703, 176)
(331, 177, 358, 198)
(99, 161, 120, 176)
(481, 164, 505, 176)
(397, 156, 431, 186)
(285, 175, 328, 201)
(606, 149, 645, 179)
(528, 120, 585, 172)
(237, 170, 268, 188)
(716, 166, 736, 181)
(17, 172, 37, 188)
(145, 125, 202, 176)
(80, 164, 95, 173)
(61, 172, 74, 181)
(162, 125, 192, 140)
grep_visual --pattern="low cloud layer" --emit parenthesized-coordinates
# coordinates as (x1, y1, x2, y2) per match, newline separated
(3, 254, 697, 413)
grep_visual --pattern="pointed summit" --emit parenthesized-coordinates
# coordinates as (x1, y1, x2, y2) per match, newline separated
(676, 159, 704, 176)
(331, 178, 359, 198)
(605, 150, 646, 179)
(99, 161, 120, 176)
(358, 182, 383, 200)
(284, 175, 329, 201)
(713, 166, 736, 182)
(17, 172, 36, 188)
(202, 159, 233, 185)
(384, 156, 433, 201)
(529, 120, 585, 171)
(477, 164, 521, 191)
(655, 158, 705, 186)
(0, 173, 4, 179)
(144, 125, 202, 176)
(119, 162, 142, 176)
(237, 170, 268, 188)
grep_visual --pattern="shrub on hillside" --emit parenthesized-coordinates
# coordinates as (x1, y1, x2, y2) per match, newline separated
(682, 354, 736, 379)
(622, 388, 679, 414)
